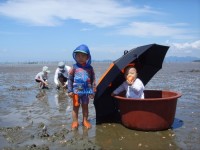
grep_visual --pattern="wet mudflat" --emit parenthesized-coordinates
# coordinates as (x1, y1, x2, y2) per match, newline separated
(0, 62, 200, 150)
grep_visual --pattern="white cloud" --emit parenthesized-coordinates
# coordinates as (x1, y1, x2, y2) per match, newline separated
(166, 40, 200, 57)
(118, 21, 194, 40)
(0, 0, 156, 27)
(171, 40, 200, 49)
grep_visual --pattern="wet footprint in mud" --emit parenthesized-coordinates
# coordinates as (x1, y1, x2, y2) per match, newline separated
(38, 123, 49, 138)
(0, 126, 23, 143)
(8, 85, 29, 91)
(38, 130, 49, 138)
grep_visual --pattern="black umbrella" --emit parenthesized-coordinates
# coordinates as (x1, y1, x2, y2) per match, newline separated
(94, 43, 169, 123)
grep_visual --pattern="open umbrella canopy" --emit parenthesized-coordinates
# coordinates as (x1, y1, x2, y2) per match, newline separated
(94, 44, 169, 123)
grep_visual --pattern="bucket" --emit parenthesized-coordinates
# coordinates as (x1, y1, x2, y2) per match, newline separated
(114, 90, 182, 131)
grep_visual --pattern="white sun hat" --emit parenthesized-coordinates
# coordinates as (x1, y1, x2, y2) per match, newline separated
(58, 61, 65, 70)
(42, 66, 50, 73)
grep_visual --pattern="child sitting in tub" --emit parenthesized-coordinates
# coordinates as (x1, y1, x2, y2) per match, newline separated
(111, 64, 144, 99)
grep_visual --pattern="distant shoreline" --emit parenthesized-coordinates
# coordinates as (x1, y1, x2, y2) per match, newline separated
(0, 60, 113, 65)
(1, 57, 200, 64)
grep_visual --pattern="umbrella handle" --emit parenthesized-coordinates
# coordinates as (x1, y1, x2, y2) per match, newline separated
(124, 50, 129, 55)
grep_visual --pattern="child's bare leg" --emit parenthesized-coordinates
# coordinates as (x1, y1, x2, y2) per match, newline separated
(39, 82, 43, 89)
(72, 106, 79, 122)
(82, 104, 91, 129)
(71, 106, 79, 129)
(43, 82, 46, 88)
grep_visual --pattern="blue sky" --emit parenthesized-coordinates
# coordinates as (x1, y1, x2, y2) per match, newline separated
(0, 0, 200, 62)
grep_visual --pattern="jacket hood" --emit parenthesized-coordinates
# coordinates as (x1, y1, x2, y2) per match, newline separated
(73, 44, 91, 67)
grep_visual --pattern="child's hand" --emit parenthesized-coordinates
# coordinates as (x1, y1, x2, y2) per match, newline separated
(68, 92, 74, 98)
(63, 82, 67, 87)
(126, 74, 134, 85)
(44, 81, 48, 86)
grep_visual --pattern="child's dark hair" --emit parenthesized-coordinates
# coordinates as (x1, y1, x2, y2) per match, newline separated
(124, 64, 136, 74)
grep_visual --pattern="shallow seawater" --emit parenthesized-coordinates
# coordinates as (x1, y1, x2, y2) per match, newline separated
(0, 62, 200, 150)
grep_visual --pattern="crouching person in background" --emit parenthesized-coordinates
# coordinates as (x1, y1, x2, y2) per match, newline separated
(54, 61, 71, 90)
(35, 66, 50, 89)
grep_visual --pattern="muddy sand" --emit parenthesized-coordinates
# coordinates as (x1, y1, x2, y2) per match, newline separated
(0, 62, 200, 150)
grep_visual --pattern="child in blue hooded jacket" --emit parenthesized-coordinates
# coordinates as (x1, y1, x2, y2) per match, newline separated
(68, 44, 96, 129)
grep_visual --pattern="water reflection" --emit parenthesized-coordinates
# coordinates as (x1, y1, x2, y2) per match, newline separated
(54, 90, 67, 105)
(54, 90, 71, 112)
(71, 127, 89, 139)
(36, 89, 48, 102)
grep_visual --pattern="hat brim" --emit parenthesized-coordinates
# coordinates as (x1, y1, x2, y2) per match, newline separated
(59, 68, 64, 71)
(44, 70, 50, 73)
(74, 50, 88, 54)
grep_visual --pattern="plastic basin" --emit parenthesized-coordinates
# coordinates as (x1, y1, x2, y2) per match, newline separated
(114, 90, 182, 131)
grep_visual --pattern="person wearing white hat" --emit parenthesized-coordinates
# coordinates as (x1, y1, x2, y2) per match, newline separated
(35, 66, 50, 89)
(54, 62, 71, 90)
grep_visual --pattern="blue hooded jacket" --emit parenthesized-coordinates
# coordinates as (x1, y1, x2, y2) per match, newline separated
(73, 44, 91, 68)
(68, 44, 95, 95)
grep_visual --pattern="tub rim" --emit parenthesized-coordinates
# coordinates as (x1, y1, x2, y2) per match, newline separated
(114, 89, 182, 101)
